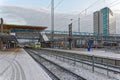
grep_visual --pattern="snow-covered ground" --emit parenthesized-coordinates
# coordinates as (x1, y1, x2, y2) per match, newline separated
(33, 49, 120, 80)
(43, 48, 120, 60)
(0, 48, 52, 80)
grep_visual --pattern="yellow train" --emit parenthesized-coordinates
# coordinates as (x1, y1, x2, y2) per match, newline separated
(33, 42, 41, 49)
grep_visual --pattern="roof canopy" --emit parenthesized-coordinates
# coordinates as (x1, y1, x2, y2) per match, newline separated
(3, 24, 47, 30)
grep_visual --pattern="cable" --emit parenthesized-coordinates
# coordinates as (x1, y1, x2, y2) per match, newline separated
(56, 26, 68, 31)
(55, 24, 68, 30)
(46, 0, 98, 31)
(50, 0, 117, 32)
(41, 0, 65, 31)
(74, 0, 120, 32)
(86, 0, 101, 10)
(40, 1, 51, 24)
(78, 0, 102, 15)
(47, 2, 51, 8)
(55, 13, 93, 31)
(55, 0, 64, 9)
(64, 0, 104, 32)
(106, 0, 118, 6)
(53, 0, 100, 31)
(109, 1, 120, 7)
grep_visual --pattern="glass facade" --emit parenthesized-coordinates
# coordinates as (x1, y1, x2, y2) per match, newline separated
(93, 7, 116, 35)
(102, 7, 108, 35)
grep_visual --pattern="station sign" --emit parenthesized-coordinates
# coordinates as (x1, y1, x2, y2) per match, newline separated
(11, 35, 15, 39)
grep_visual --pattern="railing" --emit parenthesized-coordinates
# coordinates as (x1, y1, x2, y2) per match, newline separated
(41, 49, 120, 77)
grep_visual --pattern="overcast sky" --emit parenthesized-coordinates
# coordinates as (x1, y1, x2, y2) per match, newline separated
(1, 0, 120, 14)
(0, 0, 120, 33)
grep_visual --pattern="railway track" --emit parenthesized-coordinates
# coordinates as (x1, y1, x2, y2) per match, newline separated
(27, 49, 120, 79)
(25, 49, 86, 80)
(37, 49, 120, 74)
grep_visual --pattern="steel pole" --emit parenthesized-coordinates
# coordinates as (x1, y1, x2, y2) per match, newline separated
(51, 0, 54, 48)
(78, 17, 80, 33)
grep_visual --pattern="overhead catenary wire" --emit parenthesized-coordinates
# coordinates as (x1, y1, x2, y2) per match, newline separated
(51, 0, 120, 31)
(47, 2, 51, 8)
(106, 0, 119, 6)
(75, 0, 119, 32)
(55, 0, 102, 31)
(40, 1, 51, 24)
(78, 0, 102, 15)
(55, 19, 78, 31)
(52, 0, 101, 31)
(109, 1, 120, 7)
(41, 0, 65, 28)
(77, 0, 119, 16)
(47, 0, 101, 31)
(47, 0, 119, 29)
(75, 0, 103, 32)
(55, 14, 93, 31)
(54, 0, 64, 9)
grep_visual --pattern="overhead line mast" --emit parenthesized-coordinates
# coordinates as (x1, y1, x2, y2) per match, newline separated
(51, 0, 54, 48)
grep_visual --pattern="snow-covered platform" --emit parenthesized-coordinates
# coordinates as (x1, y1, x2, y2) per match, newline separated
(43, 48, 120, 66)
(0, 48, 52, 80)
(43, 48, 120, 60)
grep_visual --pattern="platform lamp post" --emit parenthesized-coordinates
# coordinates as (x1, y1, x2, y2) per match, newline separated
(51, 0, 54, 48)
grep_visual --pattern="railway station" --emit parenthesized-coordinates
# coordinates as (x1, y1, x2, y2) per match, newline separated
(0, 20, 53, 80)
(0, 16, 120, 79)
(0, 18, 47, 50)
(1, 0, 120, 80)
(0, 17, 120, 80)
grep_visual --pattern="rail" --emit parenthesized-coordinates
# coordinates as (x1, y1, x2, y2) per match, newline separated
(25, 49, 60, 80)
(41, 49, 120, 75)
(25, 49, 86, 80)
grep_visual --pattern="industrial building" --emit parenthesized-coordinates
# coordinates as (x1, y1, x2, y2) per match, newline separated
(93, 7, 116, 35)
